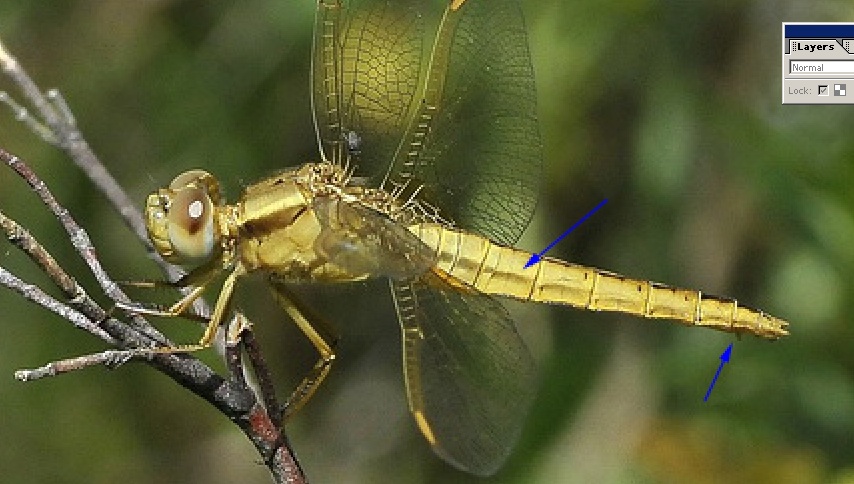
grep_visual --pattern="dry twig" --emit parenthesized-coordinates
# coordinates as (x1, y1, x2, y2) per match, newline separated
(0, 34, 305, 484)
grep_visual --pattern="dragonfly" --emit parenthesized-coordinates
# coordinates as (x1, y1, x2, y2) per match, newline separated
(133, 0, 789, 476)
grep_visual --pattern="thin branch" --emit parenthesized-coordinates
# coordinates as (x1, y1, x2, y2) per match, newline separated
(0, 146, 305, 484)
(0, 265, 115, 343)
(226, 315, 307, 482)
(0, 207, 107, 324)
(0, 38, 198, 300)
(14, 348, 143, 381)
(242, 318, 286, 430)
(0, 38, 147, 245)
(1, 148, 170, 345)
(0, 34, 306, 483)
(4, 151, 128, 302)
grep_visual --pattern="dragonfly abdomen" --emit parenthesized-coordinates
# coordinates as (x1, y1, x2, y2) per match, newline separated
(414, 224, 788, 340)
(529, 261, 788, 340)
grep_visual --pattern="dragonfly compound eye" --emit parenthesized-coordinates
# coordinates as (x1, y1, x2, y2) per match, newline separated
(144, 170, 222, 265)
(165, 186, 218, 263)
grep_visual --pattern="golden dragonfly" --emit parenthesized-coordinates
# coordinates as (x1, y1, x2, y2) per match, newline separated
(133, 0, 788, 476)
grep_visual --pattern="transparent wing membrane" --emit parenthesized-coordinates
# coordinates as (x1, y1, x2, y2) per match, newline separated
(312, 0, 424, 175)
(388, 0, 542, 245)
(392, 272, 537, 476)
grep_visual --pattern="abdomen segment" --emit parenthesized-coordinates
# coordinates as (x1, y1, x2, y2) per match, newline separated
(413, 224, 789, 340)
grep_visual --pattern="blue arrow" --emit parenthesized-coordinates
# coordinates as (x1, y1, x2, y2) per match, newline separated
(704, 343, 733, 402)
(525, 198, 608, 268)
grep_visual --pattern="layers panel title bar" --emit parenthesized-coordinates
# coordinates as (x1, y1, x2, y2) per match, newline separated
(783, 23, 854, 105)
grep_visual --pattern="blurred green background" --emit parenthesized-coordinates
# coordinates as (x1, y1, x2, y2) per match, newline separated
(1, 1, 852, 483)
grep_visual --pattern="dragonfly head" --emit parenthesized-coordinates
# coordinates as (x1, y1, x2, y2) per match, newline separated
(145, 170, 223, 266)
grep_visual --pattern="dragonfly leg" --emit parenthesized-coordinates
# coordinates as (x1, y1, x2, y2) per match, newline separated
(116, 257, 225, 317)
(115, 284, 208, 319)
(194, 268, 240, 347)
(115, 264, 241, 355)
(268, 281, 338, 423)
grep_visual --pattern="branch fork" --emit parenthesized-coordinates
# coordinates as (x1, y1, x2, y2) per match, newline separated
(0, 37, 306, 484)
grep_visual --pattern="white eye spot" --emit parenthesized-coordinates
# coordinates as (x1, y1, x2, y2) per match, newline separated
(188, 200, 205, 219)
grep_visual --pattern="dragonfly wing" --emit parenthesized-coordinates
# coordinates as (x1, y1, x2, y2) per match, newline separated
(391, 272, 537, 476)
(312, 0, 424, 173)
(387, 0, 542, 245)
(314, 196, 435, 280)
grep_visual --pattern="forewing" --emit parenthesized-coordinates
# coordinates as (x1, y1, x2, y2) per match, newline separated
(388, 0, 542, 245)
(312, 0, 423, 174)
(391, 273, 537, 476)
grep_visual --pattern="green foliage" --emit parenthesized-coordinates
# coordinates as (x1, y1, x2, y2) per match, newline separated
(0, 1, 851, 483)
